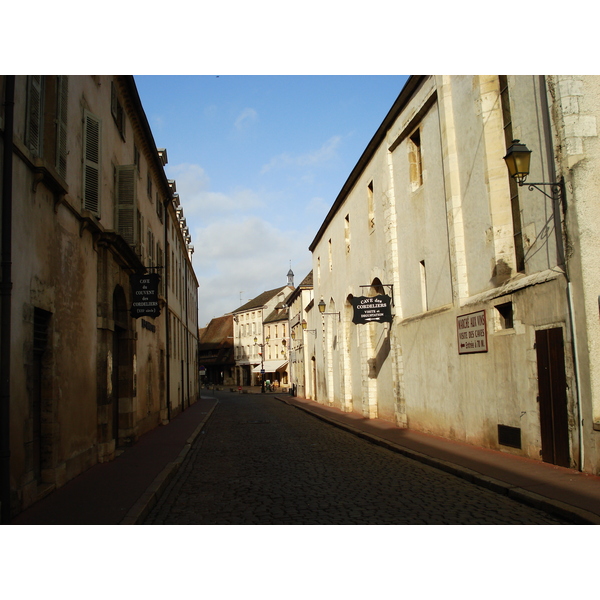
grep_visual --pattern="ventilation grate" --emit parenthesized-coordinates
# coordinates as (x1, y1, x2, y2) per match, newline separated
(498, 424, 521, 449)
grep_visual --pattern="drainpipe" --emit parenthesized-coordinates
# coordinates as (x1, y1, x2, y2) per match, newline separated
(1, 76, 15, 523)
(164, 201, 171, 422)
(540, 75, 584, 471)
(184, 258, 189, 410)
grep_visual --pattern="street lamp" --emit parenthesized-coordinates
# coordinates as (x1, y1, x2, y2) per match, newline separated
(503, 139, 531, 185)
(301, 319, 316, 335)
(318, 299, 340, 320)
(503, 139, 565, 203)
(253, 336, 269, 393)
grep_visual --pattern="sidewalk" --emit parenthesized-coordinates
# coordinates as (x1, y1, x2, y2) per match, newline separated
(10, 396, 218, 525)
(276, 394, 600, 524)
(9, 391, 600, 525)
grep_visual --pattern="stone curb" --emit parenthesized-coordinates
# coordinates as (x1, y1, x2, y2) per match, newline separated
(276, 396, 600, 525)
(120, 400, 218, 525)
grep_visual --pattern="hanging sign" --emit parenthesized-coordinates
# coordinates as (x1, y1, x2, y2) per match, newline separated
(457, 310, 488, 354)
(351, 295, 393, 324)
(130, 272, 161, 318)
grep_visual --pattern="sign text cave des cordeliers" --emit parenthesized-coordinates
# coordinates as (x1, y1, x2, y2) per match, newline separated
(351, 295, 393, 324)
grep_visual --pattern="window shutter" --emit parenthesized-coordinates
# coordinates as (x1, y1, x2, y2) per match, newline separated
(26, 76, 44, 156)
(116, 165, 137, 245)
(55, 76, 68, 179)
(83, 111, 101, 215)
(139, 214, 145, 259)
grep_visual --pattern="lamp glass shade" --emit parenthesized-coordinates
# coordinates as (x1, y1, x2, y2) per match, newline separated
(503, 139, 531, 183)
(318, 299, 326, 313)
(253, 337, 257, 344)
(302, 320, 307, 330)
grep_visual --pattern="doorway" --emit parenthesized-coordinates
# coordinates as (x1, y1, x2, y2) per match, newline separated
(32, 307, 51, 482)
(535, 327, 570, 467)
(112, 286, 129, 446)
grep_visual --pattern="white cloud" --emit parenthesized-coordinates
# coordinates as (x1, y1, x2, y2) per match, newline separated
(191, 216, 312, 327)
(234, 107, 258, 130)
(164, 162, 317, 327)
(261, 135, 342, 174)
(167, 163, 265, 222)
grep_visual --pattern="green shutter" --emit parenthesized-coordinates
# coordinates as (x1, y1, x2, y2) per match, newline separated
(83, 110, 101, 215)
(116, 165, 137, 245)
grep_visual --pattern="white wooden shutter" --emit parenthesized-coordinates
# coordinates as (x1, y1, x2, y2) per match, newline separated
(83, 111, 101, 215)
(55, 76, 68, 179)
(116, 165, 137, 245)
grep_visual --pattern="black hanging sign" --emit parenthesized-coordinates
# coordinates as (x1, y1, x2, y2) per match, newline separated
(351, 295, 393, 324)
(130, 272, 161, 318)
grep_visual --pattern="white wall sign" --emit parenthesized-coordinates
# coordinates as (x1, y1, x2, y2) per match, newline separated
(457, 310, 488, 354)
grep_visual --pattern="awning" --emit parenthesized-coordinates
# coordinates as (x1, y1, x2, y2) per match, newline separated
(252, 360, 288, 374)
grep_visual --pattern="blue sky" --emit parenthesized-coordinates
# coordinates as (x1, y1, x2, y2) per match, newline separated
(134, 75, 409, 327)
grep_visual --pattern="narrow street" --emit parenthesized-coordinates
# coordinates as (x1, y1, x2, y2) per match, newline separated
(144, 390, 570, 525)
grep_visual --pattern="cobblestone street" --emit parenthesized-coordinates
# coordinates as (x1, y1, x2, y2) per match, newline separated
(144, 391, 570, 525)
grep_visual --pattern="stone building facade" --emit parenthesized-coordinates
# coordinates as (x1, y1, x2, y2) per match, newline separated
(287, 271, 314, 398)
(309, 75, 600, 474)
(232, 281, 294, 387)
(198, 314, 235, 386)
(0, 75, 199, 519)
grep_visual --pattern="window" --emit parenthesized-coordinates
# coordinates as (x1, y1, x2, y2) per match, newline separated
(115, 165, 137, 244)
(420, 260, 428, 312)
(345, 214, 351, 253)
(408, 129, 423, 190)
(499, 75, 525, 273)
(55, 76, 68, 179)
(147, 172, 153, 199)
(495, 302, 513, 329)
(367, 181, 375, 230)
(83, 111, 101, 215)
(156, 192, 163, 223)
(147, 229, 155, 267)
(328, 239, 333, 272)
(134, 145, 140, 173)
(111, 81, 126, 140)
(25, 76, 44, 156)
(25, 75, 69, 178)
(157, 244, 164, 296)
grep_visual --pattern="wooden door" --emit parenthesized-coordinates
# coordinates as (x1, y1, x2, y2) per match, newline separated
(535, 328, 570, 467)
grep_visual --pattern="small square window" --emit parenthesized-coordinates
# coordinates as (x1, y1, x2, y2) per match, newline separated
(495, 302, 513, 329)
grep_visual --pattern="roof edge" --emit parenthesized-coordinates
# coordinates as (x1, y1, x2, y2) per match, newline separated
(308, 75, 428, 252)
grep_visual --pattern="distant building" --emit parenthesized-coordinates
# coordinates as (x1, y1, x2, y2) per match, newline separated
(262, 300, 290, 388)
(0, 75, 199, 519)
(309, 75, 600, 474)
(287, 271, 314, 398)
(232, 277, 294, 387)
(198, 315, 235, 386)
